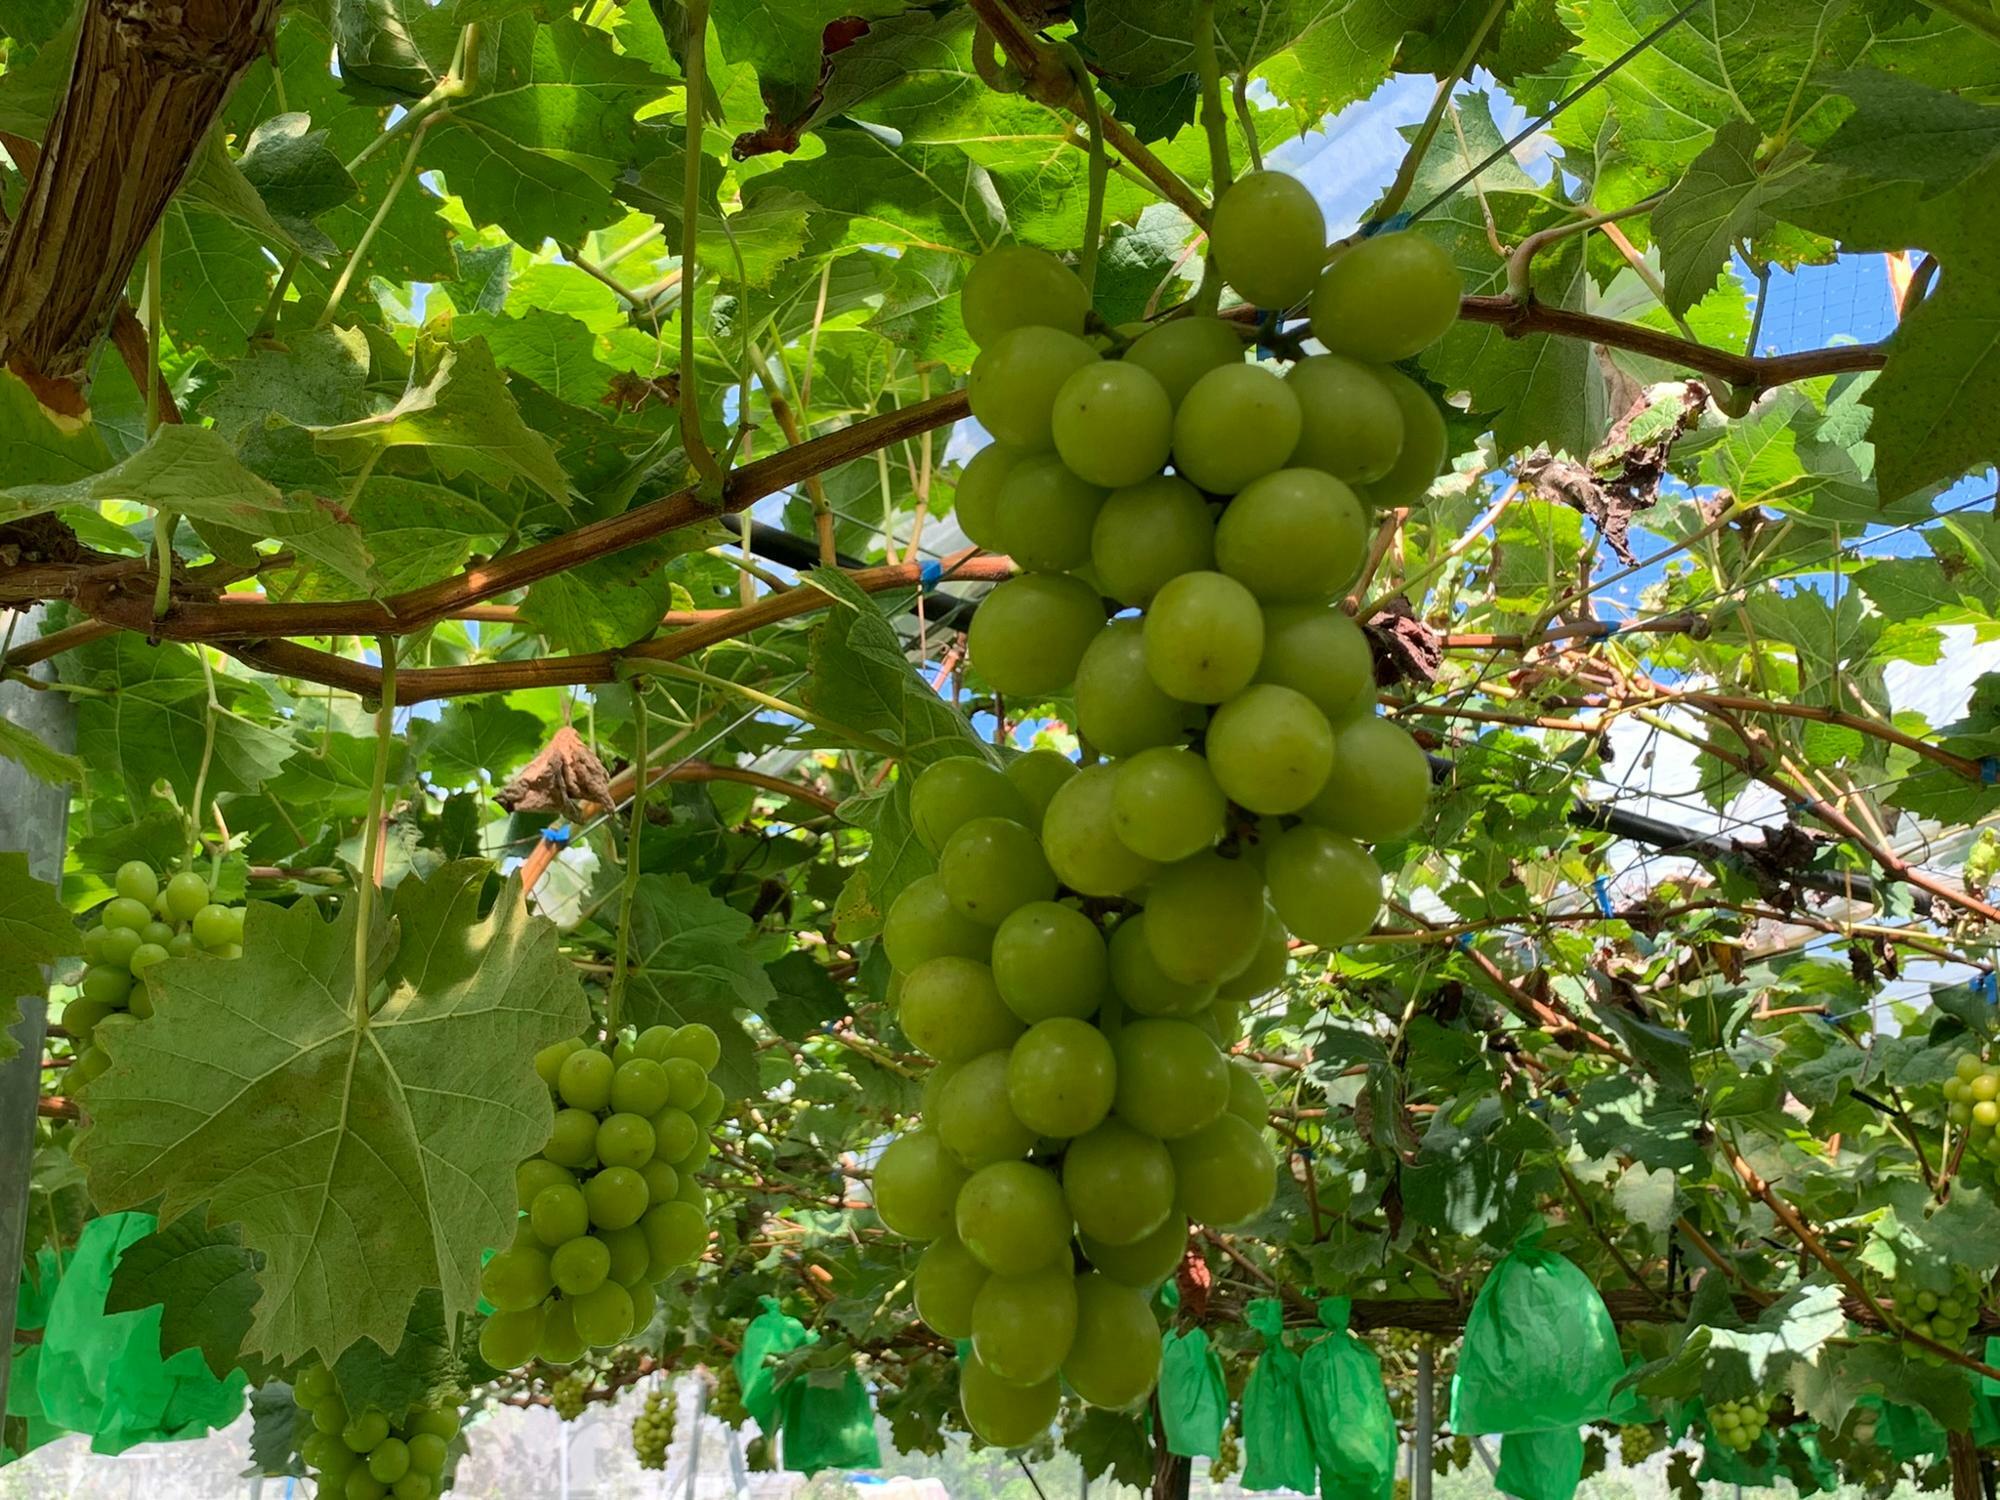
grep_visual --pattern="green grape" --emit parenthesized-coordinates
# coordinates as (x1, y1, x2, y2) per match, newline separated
(162, 870, 211, 922)
(692, 1081, 726, 1127)
(584, 1166, 649, 1230)
(139, 919, 175, 949)
(1205, 684, 1336, 814)
(1255, 604, 1376, 722)
(641, 1200, 708, 1272)
(1042, 764, 1159, 897)
(1062, 1117, 1177, 1246)
(293, 1363, 337, 1406)
(1075, 617, 1205, 757)
(558, 1049, 615, 1112)
(114, 860, 160, 904)
(572, 1280, 636, 1346)
(610, 1058, 672, 1117)
(937, 1050, 1040, 1166)
(62, 997, 111, 1043)
(1168, 1113, 1277, 1226)
(344, 1410, 391, 1453)
(1143, 571, 1265, 704)
(99, 925, 143, 967)
(1004, 750, 1077, 824)
(368, 1439, 411, 1483)
(649, 1106, 698, 1163)
(102, 896, 151, 931)
(873, 1130, 972, 1240)
(632, 1026, 677, 1063)
(551, 1235, 612, 1295)
(531, 1183, 590, 1246)
(1079, 1212, 1188, 1289)
(603, 1221, 652, 1284)
(908, 956, 1032, 1064)
(914, 1233, 991, 1338)
(1217, 907, 1289, 1003)
(957, 443, 1025, 550)
(1265, 827, 1382, 949)
(1063, 1273, 1163, 1409)
(1007, 1016, 1116, 1138)
(1365, 367, 1450, 507)
(993, 454, 1109, 572)
(938, 816, 1055, 925)
(1209, 170, 1327, 309)
(602, 1112, 661, 1168)
(167, 931, 196, 958)
(886, 873, 995, 972)
(408, 1408, 460, 1442)
(971, 1264, 1079, 1385)
(967, 573, 1106, 698)
(991, 901, 1107, 1022)
(1707, 1394, 1772, 1453)
(961, 245, 1091, 347)
(1108, 913, 1217, 1017)
(1286, 355, 1406, 484)
(80, 965, 131, 1005)
(1618, 1424, 1660, 1467)
(536, 1036, 585, 1088)
(1113, 1018, 1228, 1139)
(545, 1108, 599, 1168)
(1143, 852, 1268, 984)
(406, 1431, 448, 1476)
(960, 1354, 1059, 1448)
(312, 1395, 351, 1435)
(540, 1300, 588, 1364)
(129, 942, 169, 974)
(393, 1473, 435, 1500)
(1172, 364, 1301, 495)
(1304, 714, 1431, 841)
(662, 1057, 707, 1110)
(1309, 231, 1462, 363)
(1225, 1060, 1267, 1127)
(968, 326, 1100, 450)
(1213, 468, 1369, 603)
(481, 1242, 554, 1312)
(347, 1472, 388, 1500)
(1089, 475, 1217, 607)
(922, 1059, 963, 1117)
(1111, 747, 1227, 863)
(1120, 317, 1245, 407)
(954, 1160, 1071, 1274)
(1052, 361, 1174, 489)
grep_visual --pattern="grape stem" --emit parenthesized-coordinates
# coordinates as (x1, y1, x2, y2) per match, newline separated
(1190, 0, 1230, 316)
(606, 683, 648, 1033)
(1361, 0, 1510, 238)
(680, 0, 726, 492)
(1503, 194, 1664, 303)
(352, 637, 397, 1031)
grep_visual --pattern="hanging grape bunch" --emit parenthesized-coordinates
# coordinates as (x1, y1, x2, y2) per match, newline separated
(551, 1372, 590, 1421)
(291, 1363, 460, 1500)
(1707, 1393, 1773, 1452)
(1944, 1051, 2000, 1165)
(68, 860, 244, 1086)
(476, 1023, 727, 1370)
(1616, 1423, 1661, 1467)
(1890, 1262, 1985, 1357)
(633, 1385, 676, 1470)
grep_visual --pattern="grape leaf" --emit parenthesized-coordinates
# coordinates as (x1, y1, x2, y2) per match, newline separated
(0, 851, 80, 1060)
(331, 1290, 462, 1419)
(831, 776, 923, 944)
(762, 950, 846, 1042)
(247, 1382, 308, 1477)
(424, 699, 549, 788)
(74, 861, 591, 1364)
(1652, 121, 1808, 317)
(159, 203, 272, 361)
(104, 1215, 266, 1380)
(0, 717, 83, 789)
(0, 369, 111, 486)
(623, 871, 778, 1099)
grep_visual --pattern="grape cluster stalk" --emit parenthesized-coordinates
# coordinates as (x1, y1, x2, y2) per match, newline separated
(66, 859, 245, 1087)
(868, 172, 1457, 1447)
(474, 1023, 727, 1369)
(291, 1363, 460, 1500)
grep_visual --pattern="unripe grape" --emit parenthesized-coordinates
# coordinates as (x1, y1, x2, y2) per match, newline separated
(1090, 475, 1216, 607)
(1063, 1273, 1163, 1409)
(558, 1048, 616, 1112)
(968, 327, 1099, 450)
(967, 573, 1105, 698)
(1365, 367, 1451, 507)
(1213, 468, 1369, 602)
(1075, 618, 1205, 757)
(1304, 714, 1432, 841)
(163, 870, 211, 922)
(971, 1263, 1078, 1385)
(1079, 1211, 1190, 1288)
(961, 245, 1090, 347)
(885, 873, 995, 972)
(1062, 1117, 1177, 1246)
(1143, 571, 1265, 704)
(1003, 749, 1077, 825)
(114, 861, 160, 904)
(1209, 171, 1327, 309)
(1168, 1113, 1277, 1226)
(1120, 317, 1245, 407)
(1112, 1018, 1228, 1139)
(1111, 747, 1227, 863)
(914, 1233, 990, 1338)
(938, 816, 1057, 925)
(912, 756, 1031, 855)
(992, 455, 1108, 572)
(956, 443, 1024, 550)
(991, 901, 1108, 1022)
(1217, 907, 1289, 1003)
(954, 1160, 1071, 1274)
(1309, 231, 1462, 362)
(1107, 913, 1217, 1017)
(959, 1354, 1059, 1448)
(1265, 826, 1381, 949)
(1172, 365, 1301, 495)
(1286, 355, 1405, 484)
(1143, 851, 1269, 985)
(874, 1131, 973, 1240)
(1042, 764, 1158, 897)
(937, 1049, 1039, 1167)
(1205, 684, 1336, 814)
(1255, 604, 1376, 722)
(1052, 361, 1174, 488)
(1007, 1016, 1116, 1138)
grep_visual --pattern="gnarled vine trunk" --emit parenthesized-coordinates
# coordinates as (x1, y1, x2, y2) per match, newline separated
(0, 0, 278, 387)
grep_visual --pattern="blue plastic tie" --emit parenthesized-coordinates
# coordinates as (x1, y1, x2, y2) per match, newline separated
(541, 824, 572, 845)
(1362, 212, 1413, 238)
(919, 559, 942, 586)
(1982, 757, 1999, 786)
(1592, 876, 1614, 918)
(1977, 972, 1997, 1004)
(1252, 310, 1285, 361)
(1453, 933, 1473, 952)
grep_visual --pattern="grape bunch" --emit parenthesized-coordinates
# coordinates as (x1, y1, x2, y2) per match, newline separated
(68, 860, 244, 1084)
(708, 1361, 748, 1427)
(956, 181, 1449, 976)
(1618, 1423, 1661, 1467)
(551, 1372, 589, 1421)
(633, 1385, 675, 1470)
(1892, 1263, 1984, 1353)
(291, 1363, 459, 1500)
(1708, 1394, 1772, 1452)
(1210, 1423, 1241, 1482)
(476, 1024, 726, 1370)
(1944, 1052, 2000, 1163)
(878, 750, 1300, 1447)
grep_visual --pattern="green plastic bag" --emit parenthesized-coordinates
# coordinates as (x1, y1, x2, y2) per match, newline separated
(1448, 1220, 1622, 1435)
(1298, 1299, 1396, 1500)
(1496, 1426, 1585, 1500)
(28, 1212, 246, 1455)
(7, 1245, 69, 1465)
(778, 1367, 882, 1475)
(1867, 1395, 1947, 1462)
(735, 1296, 811, 1428)
(1778, 1428, 1842, 1496)
(1159, 1325, 1228, 1459)
(1239, 1299, 1315, 1494)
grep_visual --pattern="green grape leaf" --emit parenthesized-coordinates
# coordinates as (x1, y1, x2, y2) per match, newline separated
(74, 862, 592, 1365)
(424, 699, 549, 788)
(762, 950, 846, 1042)
(0, 717, 83, 789)
(745, 126, 1010, 252)
(248, 1381, 309, 1477)
(104, 1215, 267, 1380)
(236, 113, 361, 258)
(516, 531, 718, 653)
(1652, 121, 1807, 317)
(0, 369, 113, 486)
(450, 308, 622, 407)
(624, 871, 778, 1099)
(1790, 1340, 1975, 1434)
(332, 1290, 463, 1419)
(1638, 1284, 1846, 1399)
(1402, 1096, 1554, 1243)
(832, 776, 924, 944)
(1573, 1074, 1703, 1169)
(0, 851, 80, 1060)
(159, 202, 272, 360)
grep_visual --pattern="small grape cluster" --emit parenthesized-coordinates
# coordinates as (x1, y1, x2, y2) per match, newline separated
(708, 1362, 747, 1427)
(1708, 1394, 1772, 1452)
(477, 1024, 726, 1371)
(291, 1363, 458, 1500)
(68, 860, 243, 1084)
(1944, 1053, 2000, 1160)
(633, 1386, 675, 1469)
(1618, 1423, 1661, 1467)
(550, 1372, 589, 1422)
(1893, 1264, 1984, 1353)
(1850, 1405, 1881, 1448)
(1434, 1434, 1475, 1474)
(1209, 1423, 1240, 1483)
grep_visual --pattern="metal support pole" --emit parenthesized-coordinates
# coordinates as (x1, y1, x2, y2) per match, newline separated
(0, 607, 74, 1423)
(1413, 1341, 1435, 1500)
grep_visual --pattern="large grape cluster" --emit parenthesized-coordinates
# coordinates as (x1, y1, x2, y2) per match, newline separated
(632, 1386, 675, 1470)
(291, 1363, 459, 1500)
(1708, 1394, 1772, 1452)
(476, 1024, 726, 1370)
(67, 860, 243, 1085)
